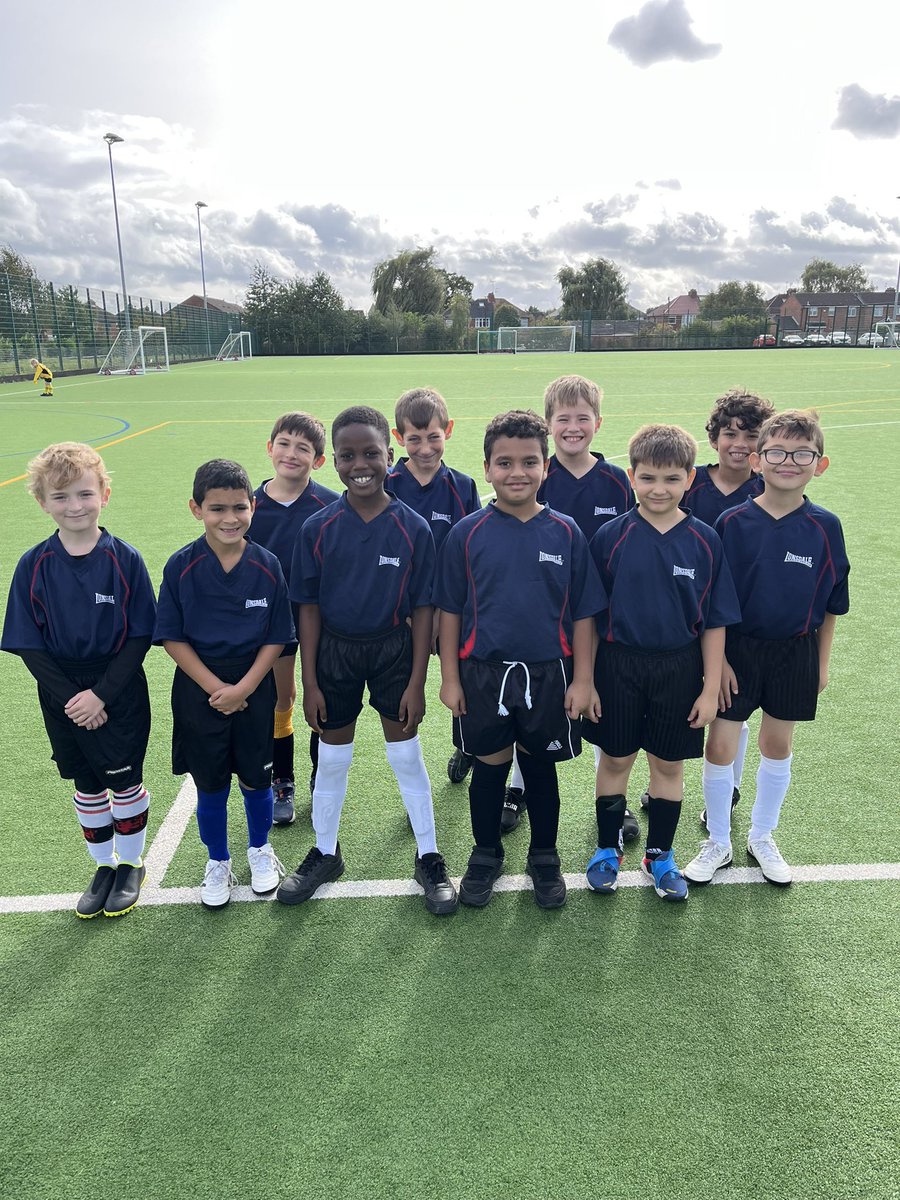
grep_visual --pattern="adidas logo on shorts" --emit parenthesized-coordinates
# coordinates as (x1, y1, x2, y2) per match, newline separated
(546, 739, 563, 751)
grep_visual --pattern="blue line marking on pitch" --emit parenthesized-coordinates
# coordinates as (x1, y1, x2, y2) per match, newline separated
(0, 413, 131, 460)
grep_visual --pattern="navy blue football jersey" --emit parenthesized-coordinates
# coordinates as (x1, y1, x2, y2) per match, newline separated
(683, 464, 763, 527)
(2, 529, 157, 660)
(715, 497, 849, 638)
(292, 496, 435, 636)
(250, 477, 340, 582)
(154, 536, 294, 658)
(434, 502, 606, 662)
(537, 453, 633, 541)
(590, 510, 740, 650)
(385, 459, 481, 551)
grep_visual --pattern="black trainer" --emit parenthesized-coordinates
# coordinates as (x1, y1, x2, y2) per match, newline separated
(103, 862, 146, 917)
(276, 845, 345, 905)
(700, 787, 740, 833)
(459, 846, 504, 907)
(447, 748, 475, 784)
(526, 849, 567, 909)
(622, 808, 640, 842)
(500, 787, 527, 834)
(414, 852, 459, 915)
(272, 778, 296, 826)
(75, 865, 117, 919)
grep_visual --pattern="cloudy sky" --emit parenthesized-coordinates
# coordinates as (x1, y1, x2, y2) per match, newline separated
(2, 0, 899, 312)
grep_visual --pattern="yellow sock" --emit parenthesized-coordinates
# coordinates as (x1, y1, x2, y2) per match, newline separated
(274, 706, 294, 738)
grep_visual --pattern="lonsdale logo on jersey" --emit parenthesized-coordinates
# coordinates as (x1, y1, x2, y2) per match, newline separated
(431, 511, 451, 524)
(673, 565, 695, 579)
(245, 598, 268, 608)
(94, 593, 115, 604)
(538, 551, 564, 565)
(594, 506, 617, 516)
(379, 555, 401, 567)
(784, 551, 813, 568)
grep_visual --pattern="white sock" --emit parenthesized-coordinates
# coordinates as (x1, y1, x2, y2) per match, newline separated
(703, 759, 735, 845)
(509, 745, 524, 792)
(385, 736, 437, 856)
(593, 744, 602, 771)
(73, 790, 117, 867)
(733, 722, 750, 789)
(111, 782, 150, 865)
(750, 753, 793, 839)
(312, 742, 353, 855)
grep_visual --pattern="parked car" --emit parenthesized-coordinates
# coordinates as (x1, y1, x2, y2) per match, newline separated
(782, 333, 806, 347)
(805, 333, 829, 346)
(857, 331, 885, 347)
(752, 334, 776, 347)
(828, 331, 853, 345)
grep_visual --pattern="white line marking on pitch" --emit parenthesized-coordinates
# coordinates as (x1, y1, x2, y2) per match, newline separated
(143, 775, 197, 886)
(1, 861, 897, 915)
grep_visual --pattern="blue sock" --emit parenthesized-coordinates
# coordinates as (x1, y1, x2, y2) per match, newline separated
(240, 784, 274, 849)
(196, 786, 230, 861)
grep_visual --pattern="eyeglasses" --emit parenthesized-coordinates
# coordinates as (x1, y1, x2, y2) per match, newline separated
(759, 448, 820, 466)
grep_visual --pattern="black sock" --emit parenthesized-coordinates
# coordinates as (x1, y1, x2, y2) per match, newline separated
(468, 759, 511, 851)
(309, 731, 320, 773)
(272, 733, 294, 781)
(517, 754, 560, 852)
(645, 795, 682, 859)
(595, 793, 626, 851)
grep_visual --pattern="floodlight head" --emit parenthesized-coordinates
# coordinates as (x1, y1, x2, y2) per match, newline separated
(196, 201, 208, 210)
(104, 132, 124, 146)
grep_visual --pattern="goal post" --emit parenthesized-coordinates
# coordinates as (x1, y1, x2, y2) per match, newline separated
(499, 325, 577, 353)
(476, 330, 503, 353)
(216, 331, 253, 361)
(873, 321, 900, 348)
(98, 326, 170, 375)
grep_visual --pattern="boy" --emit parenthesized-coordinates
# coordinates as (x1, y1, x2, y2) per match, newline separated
(251, 412, 340, 825)
(154, 459, 294, 909)
(583, 425, 740, 902)
(649, 388, 775, 829)
(532, 373, 637, 840)
(279, 405, 458, 915)
(385, 386, 481, 786)
(1, 443, 156, 918)
(684, 409, 849, 887)
(435, 409, 605, 909)
(30, 358, 54, 397)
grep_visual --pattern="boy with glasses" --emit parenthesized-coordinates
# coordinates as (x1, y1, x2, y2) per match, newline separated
(684, 409, 850, 886)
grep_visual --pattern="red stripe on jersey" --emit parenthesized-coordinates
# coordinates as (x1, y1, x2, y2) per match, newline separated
(101, 546, 132, 653)
(802, 513, 835, 635)
(459, 510, 493, 659)
(546, 512, 575, 656)
(179, 553, 208, 579)
(687, 525, 714, 636)
(249, 558, 277, 585)
(29, 550, 57, 643)
(312, 509, 344, 566)
(604, 519, 636, 642)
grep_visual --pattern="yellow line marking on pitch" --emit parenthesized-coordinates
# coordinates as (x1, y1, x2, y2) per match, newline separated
(0, 422, 171, 488)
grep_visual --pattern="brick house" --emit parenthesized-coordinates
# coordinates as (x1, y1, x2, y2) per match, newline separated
(645, 292, 701, 330)
(766, 290, 898, 337)
(468, 292, 530, 330)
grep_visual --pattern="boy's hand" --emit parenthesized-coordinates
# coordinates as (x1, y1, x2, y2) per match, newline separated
(209, 685, 249, 715)
(65, 689, 106, 726)
(718, 658, 738, 711)
(303, 685, 327, 734)
(83, 710, 109, 731)
(439, 680, 466, 717)
(586, 685, 602, 723)
(689, 690, 719, 729)
(565, 681, 596, 721)
(398, 685, 426, 733)
(818, 663, 829, 694)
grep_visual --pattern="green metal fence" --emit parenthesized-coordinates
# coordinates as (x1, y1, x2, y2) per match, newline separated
(0, 272, 246, 379)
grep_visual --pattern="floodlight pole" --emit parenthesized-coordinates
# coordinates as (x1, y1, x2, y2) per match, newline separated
(103, 133, 130, 333)
(895, 197, 900, 321)
(195, 201, 211, 357)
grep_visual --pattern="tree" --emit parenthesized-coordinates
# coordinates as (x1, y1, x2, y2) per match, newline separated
(438, 270, 473, 307)
(493, 303, 521, 331)
(800, 259, 869, 293)
(371, 247, 444, 315)
(448, 294, 469, 350)
(699, 281, 766, 321)
(557, 258, 630, 319)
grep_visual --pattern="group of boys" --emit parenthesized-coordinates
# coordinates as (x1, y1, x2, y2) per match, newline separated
(1, 375, 849, 919)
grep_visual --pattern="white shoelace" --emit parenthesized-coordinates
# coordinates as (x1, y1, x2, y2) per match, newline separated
(696, 839, 731, 863)
(750, 835, 786, 866)
(203, 860, 236, 890)
(497, 661, 533, 717)
(249, 845, 284, 876)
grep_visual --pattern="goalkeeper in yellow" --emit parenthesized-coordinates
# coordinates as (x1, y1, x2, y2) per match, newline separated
(30, 358, 54, 397)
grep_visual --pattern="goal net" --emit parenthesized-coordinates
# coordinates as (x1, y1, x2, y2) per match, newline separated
(216, 331, 253, 361)
(873, 321, 900, 348)
(476, 330, 506, 353)
(98, 326, 170, 375)
(498, 326, 577, 353)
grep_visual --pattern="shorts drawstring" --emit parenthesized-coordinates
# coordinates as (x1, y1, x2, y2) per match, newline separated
(497, 661, 533, 716)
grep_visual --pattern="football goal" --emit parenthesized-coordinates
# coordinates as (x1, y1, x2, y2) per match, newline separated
(873, 321, 900, 348)
(498, 326, 577, 353)
(216, 331, 253, 361)
(476, 330, 505, 353)
(98, 326, 170, 375)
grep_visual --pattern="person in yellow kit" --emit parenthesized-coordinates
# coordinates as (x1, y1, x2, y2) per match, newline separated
(30, 358, 54, 397)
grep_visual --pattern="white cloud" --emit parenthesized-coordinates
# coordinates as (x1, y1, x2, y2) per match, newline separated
(608, 0, 721, 67)
(832, 84, 900, 139)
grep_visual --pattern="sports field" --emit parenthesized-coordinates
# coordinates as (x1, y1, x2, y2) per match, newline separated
(1, 350, 897, 1200)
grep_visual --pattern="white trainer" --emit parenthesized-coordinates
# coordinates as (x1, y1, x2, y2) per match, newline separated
(684, 839, 733, 884)
(247, 843, 284, 894)
(200, 859, 237, 909)
(747, 833, 792, 885)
